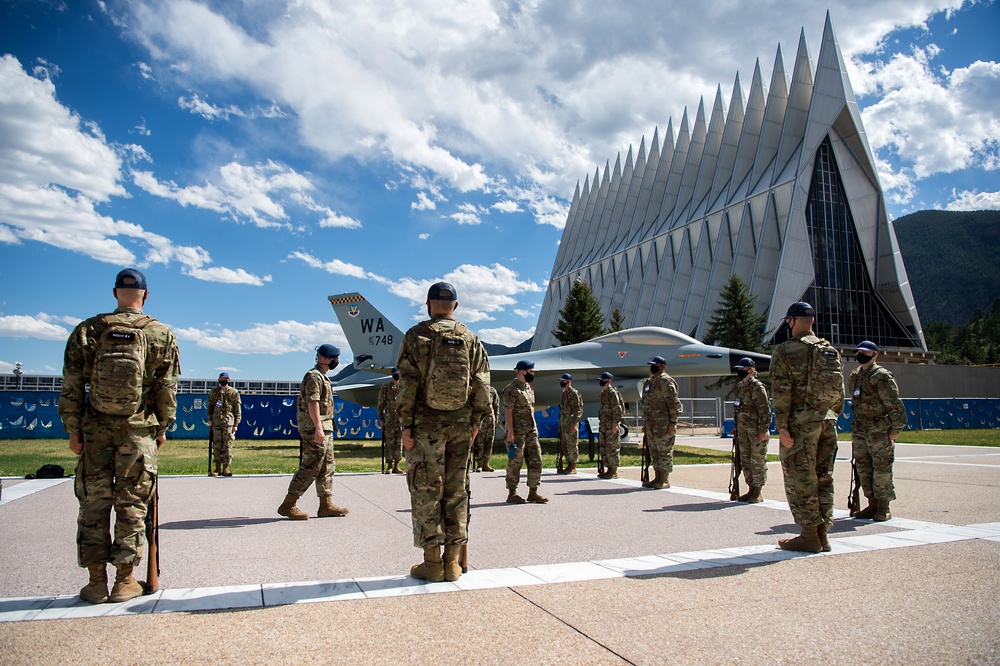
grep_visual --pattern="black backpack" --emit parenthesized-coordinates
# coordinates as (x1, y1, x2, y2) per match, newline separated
(26, 464, 69, 479)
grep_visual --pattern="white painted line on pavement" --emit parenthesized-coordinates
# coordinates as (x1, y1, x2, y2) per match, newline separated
(3, 519, 999, 623)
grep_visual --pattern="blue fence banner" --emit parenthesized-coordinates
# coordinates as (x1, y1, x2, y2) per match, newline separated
(2, 393, 997, 440)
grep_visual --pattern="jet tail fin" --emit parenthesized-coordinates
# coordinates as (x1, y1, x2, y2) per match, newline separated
(327, 292, 404, 372)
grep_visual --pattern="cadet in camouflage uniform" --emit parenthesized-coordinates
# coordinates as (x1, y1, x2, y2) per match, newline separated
(731, 357, 771, 503)
(849, 341, 907, 521)
(771, 301, 845, 553)
(277, 344, 349, 521)
(59, 268, 179, 604)
(502, 360, 549, 504)
(377, 368, 403, 474)
(557, 373, 583, 474)
(207, 372, 241, 477)
(397, 282, 491, 582)
(641, 356, 682, 489)
(597, 372, 624, 479)
(474, 384, 500, 472)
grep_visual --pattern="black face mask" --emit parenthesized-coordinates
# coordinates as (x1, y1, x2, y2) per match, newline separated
(650, 365, 662, 375)
(524, 373, 534, 383)
(219, 380, 229, 386)
(600, 380, 610, 387)
(856, 353, 874, 365)
(328, 359, 339, 371)
(736, 370, 749, 380)
(560, 381, 568, 388)
(392, 373, 400, 381)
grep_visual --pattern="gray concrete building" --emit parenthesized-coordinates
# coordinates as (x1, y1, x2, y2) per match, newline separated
(534, 14, 925, 354)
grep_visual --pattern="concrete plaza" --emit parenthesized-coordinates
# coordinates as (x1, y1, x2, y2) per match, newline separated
(1, 437, 997, 664)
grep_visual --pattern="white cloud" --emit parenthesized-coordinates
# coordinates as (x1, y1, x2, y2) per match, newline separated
(0, 314, 73, 341)
(136, 61, 154, 81)
(178, 93, 245, 121)
(288, 251, 370, 279)
(174, 319, 349, 357)
(0, 55, 270, 285)
(476, 325, 535, 347)
(388, 263, 543, 322)
(418, 233, 430, 240)
(491, 200, 521, 213)
(861, 51, 1000, 179)
(450, 211, 482, 225)
(133, 159, 359, 230)
(412, 192, 437, 211)
(944, 188, 1000, 210)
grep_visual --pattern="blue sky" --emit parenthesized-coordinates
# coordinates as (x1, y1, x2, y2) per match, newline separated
(1, 0, 997, 381)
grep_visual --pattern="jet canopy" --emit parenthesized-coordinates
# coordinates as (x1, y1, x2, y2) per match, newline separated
(588, 326, 700, 347)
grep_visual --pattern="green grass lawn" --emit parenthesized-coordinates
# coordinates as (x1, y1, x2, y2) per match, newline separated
(4, 428, 993, 477)
(2, 437, 737, 477)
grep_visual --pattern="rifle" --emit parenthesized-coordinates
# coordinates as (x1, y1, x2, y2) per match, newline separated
(459, 437, 473, 573)
(848, 458, 861, 516)
(380, 425, 386, 474)
(556, 428, 564, 474)
(207, 427, 214, 477)
(728, 432, 742, 501)
(597, 429, 605, 477)
(640, 428, 651, 484)
(141, 480, 160, 594)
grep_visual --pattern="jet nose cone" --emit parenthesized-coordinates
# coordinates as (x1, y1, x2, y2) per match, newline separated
(729, 350, 771, 373)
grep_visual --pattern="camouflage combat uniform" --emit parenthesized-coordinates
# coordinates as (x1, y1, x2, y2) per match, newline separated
(59, 306, 179, 568)
(559, 384, 583, 467)
(474, 385, 500, 467)
(641, 372, 682, 473)
(396, 316, 491, 548)
(502, 379, 543, 493)
(770, 333, 844, 528)
(289, 365, 337, 499)
(598, 384, 625, 469)
(733, 374, 771, 488)
(378, 380, 403, 465)
(207, 383, 241, 467)
(849, 363, 906, 502)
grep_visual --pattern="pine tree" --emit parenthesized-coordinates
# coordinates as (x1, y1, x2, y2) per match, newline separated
(703, 275, 768, 391)
(609, 307, 626, 332)
(704, 274, 768, 351)
(553, 279, 606, 345)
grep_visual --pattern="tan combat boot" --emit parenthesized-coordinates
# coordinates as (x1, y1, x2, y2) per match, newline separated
(526, 487, 549, 504)
(778, 525, 824, 553)
(506, 489, 526, 504)
(392, 460, 403, 474)
(481, 460, 495, 472)
(740, 486, 763, 503)
(222, 464, 232, 477)
(646, 470, 668, 489)
(817, 523, 832, 552)
(854, 498, 877, 520)
(109, 563, 143, 603)
(277, 493, 309, 520)
(211, 461, 221, 477)
(606, 466, 618, 479)
(564, 462, 577, 475)
(641, 469, 656, 487)
(79, 564, 109, 604)
(383, 465, 391, 474)
(442, 544, 463, 582)
(410, 546, 444, 582)
(872, 499, 891, 522)
(317, 496, 349, 517)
